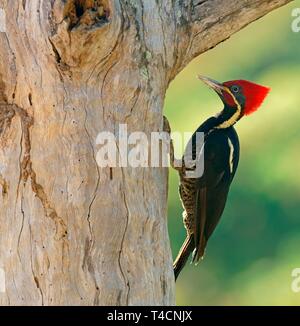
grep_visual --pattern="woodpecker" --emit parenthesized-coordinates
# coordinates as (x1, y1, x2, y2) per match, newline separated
(167, 76, 270, 280)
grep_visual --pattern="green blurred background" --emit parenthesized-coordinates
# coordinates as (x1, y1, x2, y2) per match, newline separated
(164, 1, 300, 305)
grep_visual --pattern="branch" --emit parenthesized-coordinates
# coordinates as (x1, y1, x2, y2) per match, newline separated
(173, 0, 293, 77)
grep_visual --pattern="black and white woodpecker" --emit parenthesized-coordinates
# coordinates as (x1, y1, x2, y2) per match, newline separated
(165, 76, 270, 280)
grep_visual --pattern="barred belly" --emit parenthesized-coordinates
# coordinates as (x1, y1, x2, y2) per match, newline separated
(179, 175, 197, 235)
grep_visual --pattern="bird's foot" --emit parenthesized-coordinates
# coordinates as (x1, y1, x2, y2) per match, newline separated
(163, 116, 183, 171)
(163, 115, 171, 134)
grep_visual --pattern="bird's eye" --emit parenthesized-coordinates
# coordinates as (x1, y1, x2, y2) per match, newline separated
(232, 86, 239, 93)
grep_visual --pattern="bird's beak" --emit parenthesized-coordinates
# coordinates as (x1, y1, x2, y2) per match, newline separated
(198, 75, 228, 96)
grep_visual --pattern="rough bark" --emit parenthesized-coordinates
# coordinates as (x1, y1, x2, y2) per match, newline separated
(0, 0, 292, 306)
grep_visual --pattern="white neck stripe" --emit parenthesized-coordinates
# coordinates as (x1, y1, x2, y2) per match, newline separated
(216, 89, 241, 129)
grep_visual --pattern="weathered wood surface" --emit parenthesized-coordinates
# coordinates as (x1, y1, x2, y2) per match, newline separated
(0, 0, 292, 305)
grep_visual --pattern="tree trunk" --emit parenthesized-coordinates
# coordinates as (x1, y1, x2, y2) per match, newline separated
(0, 0, 292, 306)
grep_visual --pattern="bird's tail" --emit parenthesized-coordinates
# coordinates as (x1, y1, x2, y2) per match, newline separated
(173, 234, 194, 281)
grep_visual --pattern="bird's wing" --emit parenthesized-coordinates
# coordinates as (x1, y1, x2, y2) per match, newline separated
(192, 187, 207, 263)
(192, 132, 231, 263)
(192, 172, 225, 263)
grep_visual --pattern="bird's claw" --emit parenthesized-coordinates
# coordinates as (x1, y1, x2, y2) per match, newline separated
(163, 115, 171, 134)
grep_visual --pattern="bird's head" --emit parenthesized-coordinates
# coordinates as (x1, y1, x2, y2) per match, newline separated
(198, 76, 270, 128)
